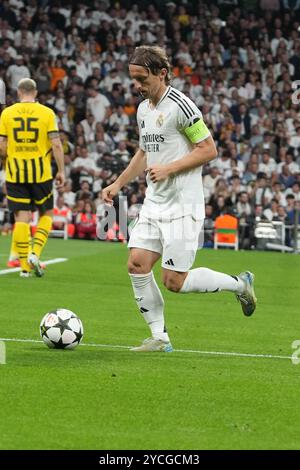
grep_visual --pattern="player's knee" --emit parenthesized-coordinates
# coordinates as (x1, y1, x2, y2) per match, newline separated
(41, 209, 53, 218)
(127, 258, 144, 274)
(15, 211, 31, 224)
(163, 275, 182, 293)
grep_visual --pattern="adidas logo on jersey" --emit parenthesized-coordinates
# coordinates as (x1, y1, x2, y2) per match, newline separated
(165, 259, 175, 266)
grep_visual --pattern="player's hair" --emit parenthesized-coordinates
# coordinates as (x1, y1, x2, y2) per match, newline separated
(129, 46, 172, 84)
(17, 78, 37, 93)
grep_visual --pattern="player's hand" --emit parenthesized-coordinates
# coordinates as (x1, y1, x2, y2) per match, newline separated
(55, 171, 65, 190)
(102, 182, 120, 205)
(146, 165, 171, 183)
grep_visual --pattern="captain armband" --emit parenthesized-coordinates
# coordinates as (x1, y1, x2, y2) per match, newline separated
(183, 118, 210, 143)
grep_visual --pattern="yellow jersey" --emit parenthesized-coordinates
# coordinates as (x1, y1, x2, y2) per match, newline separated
(0, 102, 58, 184)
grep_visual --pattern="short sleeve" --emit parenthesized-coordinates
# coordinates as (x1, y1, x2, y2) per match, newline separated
(136, 105, 146, 151)
(47, 109, 58, 133)
(0, 109, 7, 137)
(175, 94, 211, 144)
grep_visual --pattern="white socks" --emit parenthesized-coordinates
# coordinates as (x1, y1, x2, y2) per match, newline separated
(129, 272, 170, 342)
(129, 269, 244, 340)
(180, 268, 244, 294)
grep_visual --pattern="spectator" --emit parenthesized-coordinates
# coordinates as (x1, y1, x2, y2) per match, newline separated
(212, 195, 230, 218)
(253, 175, 273, 206)
(75, 180, 94, 203)
(236, 191, 252, 218)
(263, 199, 279, 221)
(203, 166, 221, 202)
(258, 132, 277, 160)
(6, 55, 31, 92)
(86, 86, 111, 123)
(279, 164, 296, 188)
(258, 150, 277, 178)
(63, 180, 76, 208)
(289, 127, 300, 153)
(75, 200, 97, 240)
(71, 146, 99, 189)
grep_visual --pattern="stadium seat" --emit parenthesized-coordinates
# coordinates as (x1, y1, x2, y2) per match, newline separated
(214, 214, 239, 251)
(50, 214, 69, 240)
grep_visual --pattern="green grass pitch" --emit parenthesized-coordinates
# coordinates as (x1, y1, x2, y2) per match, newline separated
(0, 236, 299, 450)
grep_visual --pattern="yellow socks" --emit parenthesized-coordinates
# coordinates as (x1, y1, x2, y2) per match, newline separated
(14, 222, 31, 272)
(33, 215, 52, 258)
(9, 229, 18, 261)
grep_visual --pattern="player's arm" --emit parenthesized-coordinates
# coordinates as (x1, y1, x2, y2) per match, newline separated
(49, 132, 65, 189)
(0, 104, 7, 163)
(147, 134, 217, 184)
(0, 135, 7, 161)
(102, 148, 146, 204)
(0, 108, 7, 163)
(167, 134, 217, 175)
(147, 107, 217, 182)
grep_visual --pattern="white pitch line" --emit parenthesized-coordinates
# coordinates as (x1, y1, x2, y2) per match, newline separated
(0, 337, 292, 360)
(0, 258, 68, 275)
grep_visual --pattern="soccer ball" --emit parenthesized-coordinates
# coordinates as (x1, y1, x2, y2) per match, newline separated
(40, 309, 84, 350)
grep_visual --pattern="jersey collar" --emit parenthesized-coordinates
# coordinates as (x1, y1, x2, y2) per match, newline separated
(149, 86, 171, 109)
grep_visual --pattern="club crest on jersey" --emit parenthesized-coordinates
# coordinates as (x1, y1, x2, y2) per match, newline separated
(156, 113, 164, 127)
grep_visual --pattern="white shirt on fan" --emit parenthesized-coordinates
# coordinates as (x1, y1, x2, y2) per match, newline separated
(137, 86, 211, 221)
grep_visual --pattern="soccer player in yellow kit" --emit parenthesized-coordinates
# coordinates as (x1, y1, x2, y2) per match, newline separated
(0, 78, 65, 277)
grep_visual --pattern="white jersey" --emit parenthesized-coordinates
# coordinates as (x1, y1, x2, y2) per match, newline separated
(137, 86, 210, 220)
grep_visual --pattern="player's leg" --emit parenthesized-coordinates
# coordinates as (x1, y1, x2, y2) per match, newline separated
(13, 210, 32, 275)
(179, 269, 256, 316)
(6, 182, 32, 276)
(29, 181, 53, 276)
(127, 216, 172, 352)
(32, 208, 52, 258)
(161, 216, 256, 316)
(7, 228, 19, 268)
(7, 222, 31, 268)
(7, 212, 19, 267)
(28, 208, 52, 277)
(163, 266, 245, 294)
(164, 267, 256, 316)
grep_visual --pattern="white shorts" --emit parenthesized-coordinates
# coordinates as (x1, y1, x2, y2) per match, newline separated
(128, 215, 203, 272)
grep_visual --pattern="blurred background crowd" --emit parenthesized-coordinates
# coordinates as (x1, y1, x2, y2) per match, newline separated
(0, 0, 300, 248)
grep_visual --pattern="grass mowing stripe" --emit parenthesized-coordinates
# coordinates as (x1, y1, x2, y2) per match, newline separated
(0, 337, 292, 360)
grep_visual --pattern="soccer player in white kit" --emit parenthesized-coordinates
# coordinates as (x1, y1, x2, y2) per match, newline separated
(102, 46, 257, 352)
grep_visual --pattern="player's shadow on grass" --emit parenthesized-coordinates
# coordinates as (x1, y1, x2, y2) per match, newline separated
(26, 346, 128, 362)
(19, 346, 186, 368)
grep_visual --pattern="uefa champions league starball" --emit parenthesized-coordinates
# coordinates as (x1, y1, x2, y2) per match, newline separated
(40, 309, 84, 349)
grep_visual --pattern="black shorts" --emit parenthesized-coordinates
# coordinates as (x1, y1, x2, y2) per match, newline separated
(6, 180, 54, 213)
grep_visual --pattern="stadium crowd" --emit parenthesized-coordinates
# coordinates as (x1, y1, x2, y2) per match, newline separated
(0, 0, 300, 247)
